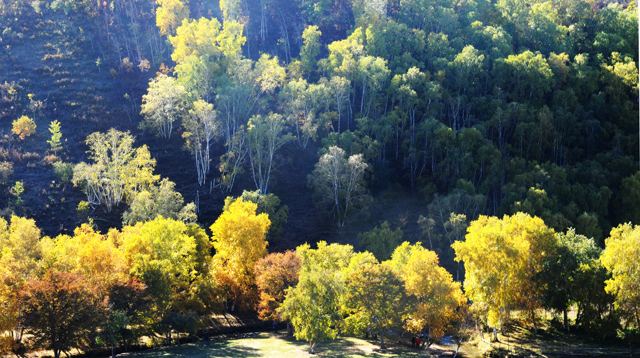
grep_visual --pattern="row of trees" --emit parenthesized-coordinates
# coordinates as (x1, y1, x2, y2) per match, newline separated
(2, 209, 638, 356)
(270, 214, 640, 353)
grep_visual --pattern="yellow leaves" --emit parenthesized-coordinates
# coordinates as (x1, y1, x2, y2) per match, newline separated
(0, 216, 42, 283)
(601, 223, 640, 325)
(155, 0, 190, 36)
(452, 212, 556, 327)
(255, 54, 286, 94)
(389, 242, 465, 337)
(43, 224, 128, 299)
(170, 18, 245, 66)
(11, 115, 36, 140)
(211, 197, 270, 309)
(73, 129, 159, 212)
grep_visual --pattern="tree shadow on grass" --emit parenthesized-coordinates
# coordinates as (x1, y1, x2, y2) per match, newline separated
(303, 337, 429, 357)
(126, 340, 261, 358)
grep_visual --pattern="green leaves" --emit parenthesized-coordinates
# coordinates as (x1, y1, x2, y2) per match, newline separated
(357, 221, 402, 261)
(72, 129, 159, 213)
(47, 120, 62, 153)
(140, 74, 187, 139)
(309, 146, 370, 227)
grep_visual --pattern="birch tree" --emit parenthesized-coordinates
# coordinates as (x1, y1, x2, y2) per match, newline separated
(182, 99, 220, 186)
(246, 113, 293, 193)
(140, 74, 187, 139)
(72, 130, 159, 212)
(309, 146, 369, 227)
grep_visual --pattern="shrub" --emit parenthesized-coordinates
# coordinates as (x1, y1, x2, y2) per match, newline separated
(12, 116, 36, 140)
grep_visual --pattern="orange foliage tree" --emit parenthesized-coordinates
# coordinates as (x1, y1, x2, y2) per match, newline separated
(255, 250, 301, 329)
(21, 270, 104, 358)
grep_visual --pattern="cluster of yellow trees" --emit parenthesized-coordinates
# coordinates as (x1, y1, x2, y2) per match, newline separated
(0, 197, 269, 358)
(1, 207, 638, 357)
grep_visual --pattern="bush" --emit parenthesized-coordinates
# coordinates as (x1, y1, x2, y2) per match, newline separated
(12, 115, 36, 140)
(0, 161, 13, 185)
(53, 161, 74, 184)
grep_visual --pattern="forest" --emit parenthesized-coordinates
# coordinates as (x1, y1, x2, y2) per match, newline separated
(0, 0, 638, 355)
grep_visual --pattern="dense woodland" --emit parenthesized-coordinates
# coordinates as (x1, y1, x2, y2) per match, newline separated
(0, 0, 638, 355)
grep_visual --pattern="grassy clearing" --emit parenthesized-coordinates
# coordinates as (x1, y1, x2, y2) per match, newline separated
(474, 319, 635, 358)
(117, 332, 477, 358)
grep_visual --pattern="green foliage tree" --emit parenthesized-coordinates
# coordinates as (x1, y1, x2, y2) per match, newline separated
(309, 146, 370, 227)
(10, 181, 24, 207)
(47, 120, 62, 153)
(140, 74, 187, 139)
(99, 310, 129, 358)
(493, 51, 555, 104)
(279, 242, 365, 353)
(278, 78, 330, 148)
(344, 263, 410, 348)
(300, 25, 322, 76)
(614, 171, 640, 225)
(182, 99, 219, 186)
(219, 0, 241, 21)
(541, 228, 611, 332)
(246, 113, 293, 193)
(72, 129, 159, 212)
(329, 76, 351, 134)
(357, 221, 402, 261)
(122, 178, 196, 225)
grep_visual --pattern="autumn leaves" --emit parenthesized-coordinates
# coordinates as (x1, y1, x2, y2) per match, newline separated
(1, 208, 639, 356)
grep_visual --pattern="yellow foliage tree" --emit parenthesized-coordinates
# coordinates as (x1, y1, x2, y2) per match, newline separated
(11, 115, 36, 140)
(388, 242, 466, 346)
(170, 17, 245, 69)
(452, 213, 556, 337)
(41, 224, 128, 300)
(600, 223, 640, 328)
(120, 216, 215, 340)
(211, 197, 270, 310)
(0, 216, 42, 352)
(155, 0, 190, 36)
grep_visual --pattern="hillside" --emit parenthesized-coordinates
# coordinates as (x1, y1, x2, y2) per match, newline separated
(0, 0, 638, 356)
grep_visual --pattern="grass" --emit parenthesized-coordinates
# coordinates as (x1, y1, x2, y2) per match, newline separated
(474, 318, 635, 358)
(117, 332, 472, 358)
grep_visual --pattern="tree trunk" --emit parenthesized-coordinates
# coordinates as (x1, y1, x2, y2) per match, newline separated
(493, 326, 498, 342)
(564, 309, 570, 332)
(379, 328, 385, 349)
(454, 342, 461, 358)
